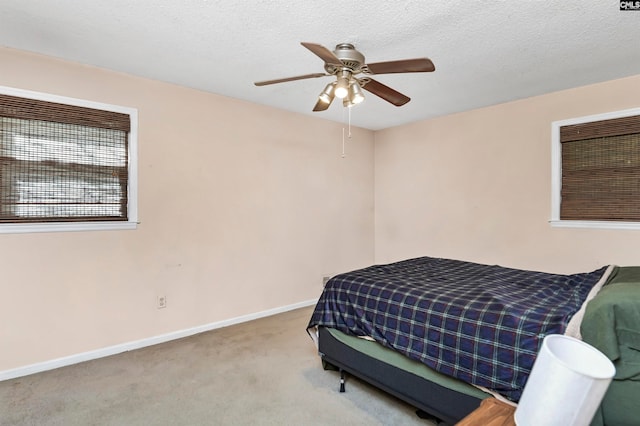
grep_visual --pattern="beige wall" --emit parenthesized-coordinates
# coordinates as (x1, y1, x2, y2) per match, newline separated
(0, 47, 375, 372)
(375, 73, 640, 273)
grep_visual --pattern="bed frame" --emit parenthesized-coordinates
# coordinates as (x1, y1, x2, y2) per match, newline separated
(317, 326, 488, 425)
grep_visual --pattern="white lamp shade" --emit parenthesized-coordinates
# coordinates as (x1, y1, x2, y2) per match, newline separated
(514, 334, 615, 426)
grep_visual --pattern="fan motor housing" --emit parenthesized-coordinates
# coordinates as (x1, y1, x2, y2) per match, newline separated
(325, 43, 365, 74)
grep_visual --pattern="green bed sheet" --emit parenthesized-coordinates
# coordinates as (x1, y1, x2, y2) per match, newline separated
(581, 266, 640, 426)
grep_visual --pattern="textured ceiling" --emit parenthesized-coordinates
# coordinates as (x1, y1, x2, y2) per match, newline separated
(1, 1, 639, 130)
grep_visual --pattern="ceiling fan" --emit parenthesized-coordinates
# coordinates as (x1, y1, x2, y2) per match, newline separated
(254, 42, 435, 111)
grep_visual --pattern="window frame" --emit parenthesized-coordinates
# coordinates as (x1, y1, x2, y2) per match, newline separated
(0, 85, 138, 234)
(550, 107, 640, 230)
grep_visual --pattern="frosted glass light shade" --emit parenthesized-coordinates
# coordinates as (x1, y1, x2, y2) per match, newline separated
(318, 83, 335, 104)
(349, 82, 365, 104)
(334, 79, 349, 99)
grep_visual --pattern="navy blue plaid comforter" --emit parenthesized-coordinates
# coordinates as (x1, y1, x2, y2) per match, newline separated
(307, 256, 608, 401)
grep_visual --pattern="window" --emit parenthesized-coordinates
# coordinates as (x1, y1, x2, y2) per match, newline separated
(0, 86, 137, 233)
(551, 108, 640, 230)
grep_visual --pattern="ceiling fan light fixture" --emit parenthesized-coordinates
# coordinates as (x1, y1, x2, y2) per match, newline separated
(334, 81, 349, 99)
(254, 42, 435, 112)
(318, 82, 336, 104)
(334, 70, 351, 99)
(349, 81, 365, 105)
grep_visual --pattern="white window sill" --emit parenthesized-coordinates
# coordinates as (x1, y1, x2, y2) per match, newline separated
(0, 221, 138, 234)
(550, 220, 640, 230)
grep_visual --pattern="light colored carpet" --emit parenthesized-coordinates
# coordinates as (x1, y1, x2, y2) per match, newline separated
(0, 306, 435, 425)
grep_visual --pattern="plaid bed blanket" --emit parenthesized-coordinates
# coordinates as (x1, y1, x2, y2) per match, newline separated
(307, 256, 608, 401)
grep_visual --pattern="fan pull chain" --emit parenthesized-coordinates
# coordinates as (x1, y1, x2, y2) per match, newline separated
(342, 128, 346, 158)
(342, 106, 353, 158)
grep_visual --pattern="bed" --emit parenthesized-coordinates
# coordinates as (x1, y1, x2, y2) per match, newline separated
(306, 256, 640, 425)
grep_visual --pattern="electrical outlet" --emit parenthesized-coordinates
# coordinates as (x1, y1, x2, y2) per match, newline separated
(157, 295, 167, 309)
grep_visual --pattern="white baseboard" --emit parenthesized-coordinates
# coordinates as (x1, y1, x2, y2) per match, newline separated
(0, 299, 317, 382)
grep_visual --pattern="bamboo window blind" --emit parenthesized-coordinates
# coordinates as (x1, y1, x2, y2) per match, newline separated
(560, 114, 640, 221)
(0, 94, 131, 223)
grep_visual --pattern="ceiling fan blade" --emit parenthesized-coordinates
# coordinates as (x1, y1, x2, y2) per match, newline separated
(254, 73, 328, 86)
(300, 42, 342, 66)
(366, 58, 435, 74)
(359, 78, 410, 106)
